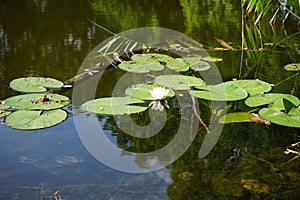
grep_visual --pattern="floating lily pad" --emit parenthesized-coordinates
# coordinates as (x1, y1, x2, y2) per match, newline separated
(118, 54, 164, 73)
(165, 58, 189, 72)
(5, 109, 67, 130)
(259, 107, 300, 128)
(219, 112, 254, 123)
(284, 63, 300, 71)
(125, 84, 175, 100)
(190, 83, 248, 101)
(245, 93, 300, 108)
(201, 56, 223, 62)
(164, 56, 211, 72)
(0, 111, 11, 118)
(5, 93, 70, 110)
(0, 104, 10, 110)
(143, 53, 174, 63)
(0, 104, 11, 118)
(9, 77, 64, 93)
(227, 79, 272, 96)
(185, 57, 211, 71)
(155, 75, 205, 90)
(81, 97, 147, 115)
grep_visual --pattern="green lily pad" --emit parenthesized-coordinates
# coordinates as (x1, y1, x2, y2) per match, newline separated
(201, 56, 223, 62)
(9, 77, 64, 93)
(5, 109, 67, 130)
(166, 58, 189, 72)
(269, 97, 300, 111)
(0, 111, 11, 118)
(164, 56, 211, 72)
(143, 53, 174, 63)
(155, 75, 205, 90)
(190, 83, 248, 101)
(259, 107, 300, 128)
(125, 84, 175, 100)
(5, 93, 70, 110)
(0, 103, 10, 110)
(282, 98, 295, 113)
(118, 54, 164, 73)
(284, 63, 300, 71)
(245, 93, 300, 108)
(0, 104, 11, 118)
(81, 97, 147, 115)
(227, 79, 272, 96)
(219, 112, 254, 123)
(185, 57, 211, 72)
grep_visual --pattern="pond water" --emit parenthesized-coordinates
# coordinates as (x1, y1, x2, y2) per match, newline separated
(0, 0, 300, 199)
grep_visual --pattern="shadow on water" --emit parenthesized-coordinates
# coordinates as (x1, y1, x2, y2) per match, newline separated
(0, 0, 300, 199)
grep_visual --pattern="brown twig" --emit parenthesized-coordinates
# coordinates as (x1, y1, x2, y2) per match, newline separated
(191, 95, 210, 134)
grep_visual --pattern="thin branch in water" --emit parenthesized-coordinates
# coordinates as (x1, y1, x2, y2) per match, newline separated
(191, 95, 210, 134)
(273, 73, 299, 87)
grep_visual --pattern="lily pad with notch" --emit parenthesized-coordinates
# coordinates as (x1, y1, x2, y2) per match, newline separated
(190, 82, 248, 101)
(5, 109, 67, 130)
(9, 77, 64, 93)
(269, 97, 300, 111)
(227, 79, 272, 96)
(5, 93, 70, 110)
(118, 54, 164, 73)
(125, 84, 175, 100)
(259, 107, 300, 128)
(245, 93, 300, 108)
(155, 75, 205, 90)
(81, 97, 147, 115)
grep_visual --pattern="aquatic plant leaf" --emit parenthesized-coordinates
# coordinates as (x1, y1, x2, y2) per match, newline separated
(143, 53, 174, 63)
(269, 97, 300, 111)
(227, 79, 272, 96)
(125, 84, 175, 100)
(81, 97, 147, 115)
(219, 112, 254, 123)
(200, 56, 223, 62)
(0, 104, 11, 118)
(0, 111, 11, 118)
(259, 107, 300, 128)
(155, 75, 205, 90)
(5, 93, 70, 110)
(185, 57, 211, 71)
(0, 104, 10, 110)
(245, 93, 300, 108)
(165, 58, 189, 71)
(284, 63, 300, 71)
(5, 109, 67, 130)
(9, 77, 64, 93)
(118, 54, 164, 73)
(190, 83, 248, 101)
(283, 98, 295, 113)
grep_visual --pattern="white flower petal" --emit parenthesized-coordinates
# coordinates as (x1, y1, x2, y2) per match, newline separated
(149, 87, 169, 100)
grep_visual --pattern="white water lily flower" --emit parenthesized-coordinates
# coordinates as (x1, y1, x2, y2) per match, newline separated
(149, 87, 169, 100)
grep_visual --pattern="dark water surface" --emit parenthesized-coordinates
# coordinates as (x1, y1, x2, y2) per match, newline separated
(0, 0, 300, 199)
